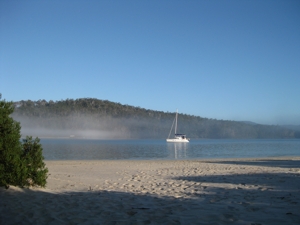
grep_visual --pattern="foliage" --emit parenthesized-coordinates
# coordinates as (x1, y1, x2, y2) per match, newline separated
(21, 136, 48, 187)
(0, 97, 23, 188)
(0, 96, 48, 188)
(11, 98, 297, 139)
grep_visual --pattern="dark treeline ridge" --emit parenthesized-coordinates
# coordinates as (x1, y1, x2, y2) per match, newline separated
(12, 98, 299, 139)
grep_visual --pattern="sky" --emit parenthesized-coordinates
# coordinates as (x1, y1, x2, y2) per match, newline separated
(1, 0, 299, 125)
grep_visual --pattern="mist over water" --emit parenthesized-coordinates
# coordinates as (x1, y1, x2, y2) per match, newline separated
(20, 128, 131, 139)
(12, 112, 300, 160)
(12, 109, 299, 139)
(14, 114, 171, 139)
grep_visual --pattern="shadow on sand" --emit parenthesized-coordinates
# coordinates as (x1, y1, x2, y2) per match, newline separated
(205, 159, 300, 169)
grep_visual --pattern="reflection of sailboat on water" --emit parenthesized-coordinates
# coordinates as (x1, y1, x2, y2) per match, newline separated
(167, 142, 188, 159)
(166, 110, 189, 142)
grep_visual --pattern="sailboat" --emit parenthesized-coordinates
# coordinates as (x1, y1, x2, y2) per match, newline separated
(166, 110, 189, 142)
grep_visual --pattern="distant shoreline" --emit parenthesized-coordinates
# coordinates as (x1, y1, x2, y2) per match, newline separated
(44, 155, 300, 162)
(22, 136, 300, 140)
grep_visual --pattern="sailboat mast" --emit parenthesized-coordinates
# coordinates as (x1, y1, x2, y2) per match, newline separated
(175, 109, 178, 135)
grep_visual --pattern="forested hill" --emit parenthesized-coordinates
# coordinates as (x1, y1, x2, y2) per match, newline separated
(12, 98, 299, 139)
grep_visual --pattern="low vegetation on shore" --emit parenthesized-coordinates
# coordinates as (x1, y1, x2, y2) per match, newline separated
(0, 95, 48, 188)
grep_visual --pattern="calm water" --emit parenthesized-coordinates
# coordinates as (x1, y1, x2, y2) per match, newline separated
(41, 139, 300, 160)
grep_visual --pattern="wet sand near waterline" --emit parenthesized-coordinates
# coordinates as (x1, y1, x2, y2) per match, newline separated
(1, 157, 300, 224)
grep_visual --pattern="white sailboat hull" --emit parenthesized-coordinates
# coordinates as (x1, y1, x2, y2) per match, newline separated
(166, 138, 189, 143)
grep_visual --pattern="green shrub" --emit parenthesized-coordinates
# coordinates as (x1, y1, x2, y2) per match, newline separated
(21, 136, 48, 187)
(0, 95, 48, 188)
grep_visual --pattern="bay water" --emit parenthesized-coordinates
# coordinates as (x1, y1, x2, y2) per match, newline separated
(41, 139, 300, 160)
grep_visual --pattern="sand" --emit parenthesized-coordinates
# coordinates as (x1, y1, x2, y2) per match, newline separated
(1, 157, 300, 224)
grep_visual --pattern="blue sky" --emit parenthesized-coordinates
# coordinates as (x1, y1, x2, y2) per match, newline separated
(1, 0, 299, 125)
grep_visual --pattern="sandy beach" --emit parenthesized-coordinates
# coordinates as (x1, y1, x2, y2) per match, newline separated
(1, 157, 300, 224)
